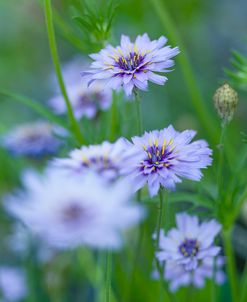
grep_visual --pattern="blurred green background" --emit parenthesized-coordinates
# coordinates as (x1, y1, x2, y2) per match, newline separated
(0, 0, 247, 301)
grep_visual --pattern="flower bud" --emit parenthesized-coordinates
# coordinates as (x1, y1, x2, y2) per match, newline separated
(213, 83, 238, 126)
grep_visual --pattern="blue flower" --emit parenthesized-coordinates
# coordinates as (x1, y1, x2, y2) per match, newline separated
(121, 125, 212, 197)
(81, 33, 179, 96)
(1, 121, 63, 158)
(156, 213, 222, 271)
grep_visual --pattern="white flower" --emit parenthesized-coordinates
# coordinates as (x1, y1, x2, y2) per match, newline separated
(5, 169, 143, 250)
(49, 82, 112, 120)
(52, 138, 130, 181)
(0, 267, 27, 301)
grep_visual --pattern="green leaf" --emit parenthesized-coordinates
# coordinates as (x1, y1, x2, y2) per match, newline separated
(0, 89, 68, 129)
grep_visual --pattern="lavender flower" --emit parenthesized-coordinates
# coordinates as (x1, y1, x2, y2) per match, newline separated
(49, 82, 112, 120)
(122, 125, 212, 197)
(5, 169, 143, 250)
(81, 33, 179, 96)
(162, 256, 225, 292)
(1, 121, 63, 158)
(156, 213, 221, 271)
(52, 138, 130, 181)
(0, 267, 27, 301)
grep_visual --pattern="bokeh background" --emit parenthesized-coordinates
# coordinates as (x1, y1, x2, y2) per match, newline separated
(0, 0, 247, 301)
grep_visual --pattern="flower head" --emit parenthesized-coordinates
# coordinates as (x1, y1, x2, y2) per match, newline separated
(49, 82, 112, 120)
(161, 256, 225, 292)
(1, 121, 63, 158)
(81, 33, 179, 96)
(0, 267, 27, 301)
(52, 138, 130, 181)
(156, 213, 221, 271)
(213, 82, 238, 126)
(5, 169, 143, 250)
(122, 125, 212, 197)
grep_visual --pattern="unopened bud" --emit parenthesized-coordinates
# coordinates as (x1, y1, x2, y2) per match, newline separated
(213, 83, 238, 126)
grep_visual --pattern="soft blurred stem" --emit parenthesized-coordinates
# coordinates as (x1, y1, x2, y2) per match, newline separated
(222, 229, 238, 302)
(216, 125, 227, 199)
(149, 0, 217, 144)
(127, 189, 144, 300)
(240, 262, 247, 302)
(110, 91, 118, 141)
(210, 258, 217, 302)
(44, 0, 84, 145)
(134, 90, 143, 135)
(105, 250, 112, 302)
(77, 249, 116, 302)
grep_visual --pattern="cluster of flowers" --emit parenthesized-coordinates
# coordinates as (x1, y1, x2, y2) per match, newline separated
(1, 33, 225, 295)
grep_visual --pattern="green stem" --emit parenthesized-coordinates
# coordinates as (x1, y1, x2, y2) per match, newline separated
(149, 0, 218, 144)
(240, 261, 247, 302)
(105, 250, 112, 302)
(222, 229, 238, 302)
(44, 0, 84, 145)
(155, 190, 164, 248)
(134, 90, 143, 135)
(217, 125, 227, 199)
(109, 91, 118, 141)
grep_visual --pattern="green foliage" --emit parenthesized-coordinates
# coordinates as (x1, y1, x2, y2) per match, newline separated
(71, 0, 118, 48)
(225, 50, 247, 91)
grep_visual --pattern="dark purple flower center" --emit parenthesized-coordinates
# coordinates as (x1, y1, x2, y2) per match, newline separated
(117, 52, 145, 71)
(82, 156, 118, 178)
(179, 239, 199, 257)
(62, 202, 86, 225)
(141, 142, 176, 173)
(77, 92, 104, 108)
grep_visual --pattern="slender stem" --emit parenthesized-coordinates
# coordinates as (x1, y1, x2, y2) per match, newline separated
(216, 125, 227, 199)
(222, 229, 238, 302)
(155, 189, 164, 248)
(149, 0, 218, 144)
(105, 250, 112, 302)
(110, 91, 118, 141)
(134, 90, 143, 135)
(44, 0, 84, 144)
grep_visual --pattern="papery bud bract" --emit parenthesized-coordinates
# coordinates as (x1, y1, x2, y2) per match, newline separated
(213, 83, 238, 126)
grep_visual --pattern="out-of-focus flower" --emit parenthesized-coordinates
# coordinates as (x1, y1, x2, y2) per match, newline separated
(6, 224, 55, 264)
(49, 82, 112, 120)
(160, 256, 225, 292)
(52, 138, 130, 181)
(156, 213, 221, 271)
(121, 125, 212, 197)
(0, 267, 27, 301)
(5, 169, 143, 250)
(81, 33, 179, 96)
(213, 83, 238, 126)
(1, 121, 63, 158)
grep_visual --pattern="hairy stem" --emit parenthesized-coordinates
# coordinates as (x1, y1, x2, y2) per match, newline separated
(44, 0, 84, 144)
